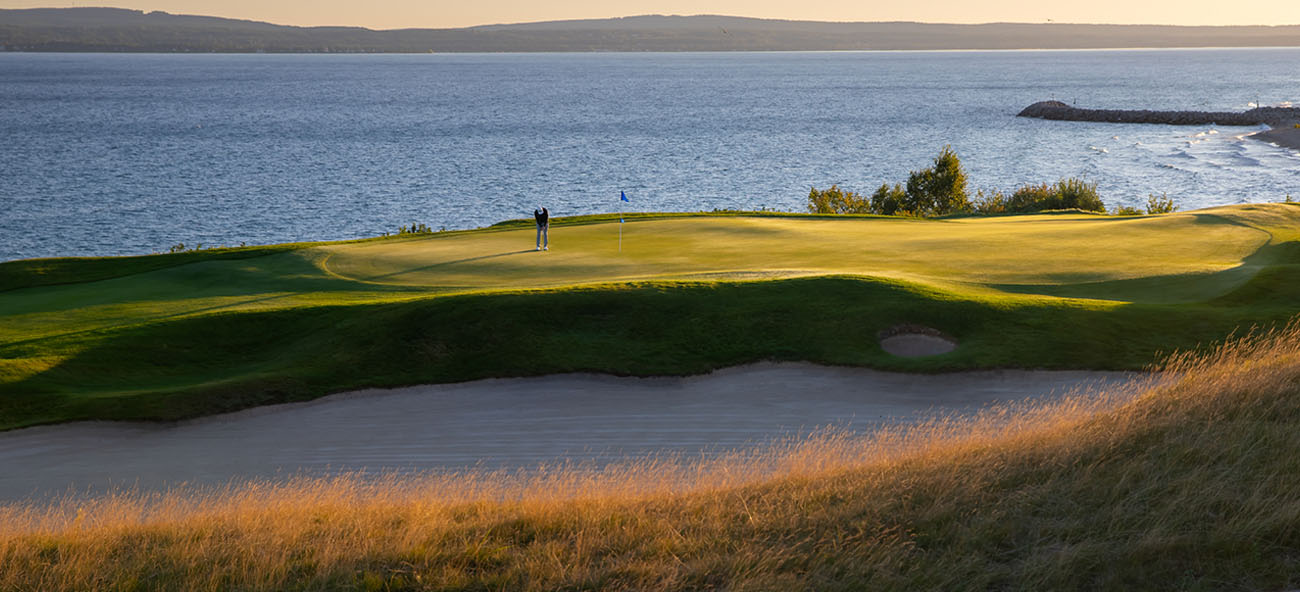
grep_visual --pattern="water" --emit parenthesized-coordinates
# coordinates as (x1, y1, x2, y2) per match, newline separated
(2, 49, 1298, 262)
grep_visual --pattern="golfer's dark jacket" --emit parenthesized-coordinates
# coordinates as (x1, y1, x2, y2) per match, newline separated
(535, 209, 549, 226)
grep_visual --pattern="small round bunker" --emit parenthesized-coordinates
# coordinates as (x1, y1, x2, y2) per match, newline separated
(879, 325, 957, 358)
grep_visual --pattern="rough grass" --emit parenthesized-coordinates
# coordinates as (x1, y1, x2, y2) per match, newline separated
(5, 324, 1300, 590)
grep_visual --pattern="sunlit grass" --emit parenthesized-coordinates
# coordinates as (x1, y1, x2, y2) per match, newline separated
(4, 204, 1300, 429)
(5, 324, 1300, 590)
(5, 204, 1298, 345)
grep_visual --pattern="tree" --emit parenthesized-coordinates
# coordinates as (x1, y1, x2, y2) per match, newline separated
(904, 145, 969, 216)
(807, 146, 970, 217)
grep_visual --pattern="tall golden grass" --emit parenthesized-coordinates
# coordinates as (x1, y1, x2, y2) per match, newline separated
(5, 324, 1300, 590)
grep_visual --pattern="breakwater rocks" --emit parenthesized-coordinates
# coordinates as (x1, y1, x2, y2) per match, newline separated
(1018, 100, 1300, 127)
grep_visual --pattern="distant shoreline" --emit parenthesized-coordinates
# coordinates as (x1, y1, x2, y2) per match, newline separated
(6, 46, 1300, 55)
(5, 8, 1300, 53)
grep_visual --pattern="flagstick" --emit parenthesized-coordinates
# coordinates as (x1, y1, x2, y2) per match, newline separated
(619, 210, 623, 252)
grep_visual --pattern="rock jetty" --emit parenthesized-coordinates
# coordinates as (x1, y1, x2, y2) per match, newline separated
(1018, 100, 1300, 127)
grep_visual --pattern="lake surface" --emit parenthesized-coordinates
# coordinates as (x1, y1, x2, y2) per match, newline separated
(2, 49, 1298, 262)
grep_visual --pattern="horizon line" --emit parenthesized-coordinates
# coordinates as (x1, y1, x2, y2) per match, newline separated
(8, 7, 1300, 32)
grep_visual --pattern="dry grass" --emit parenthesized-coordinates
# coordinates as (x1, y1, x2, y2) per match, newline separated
(5, 326, 1300, 590)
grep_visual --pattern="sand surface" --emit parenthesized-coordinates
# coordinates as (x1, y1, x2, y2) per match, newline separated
(1250, 126, 1300, 151)
(0, 364, 1136, 502)
(880, 334, 957, 357)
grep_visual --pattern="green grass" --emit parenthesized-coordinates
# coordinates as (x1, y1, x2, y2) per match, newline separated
(3, 203, 1300, 429)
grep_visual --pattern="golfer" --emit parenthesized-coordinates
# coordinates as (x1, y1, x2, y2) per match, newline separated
(533, 206, 549, 251)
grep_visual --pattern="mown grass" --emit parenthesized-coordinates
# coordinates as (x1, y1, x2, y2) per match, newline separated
(5, 323, 1300, 590)
(2, 203, 1300, 429)
(4, 275, 1298, 430)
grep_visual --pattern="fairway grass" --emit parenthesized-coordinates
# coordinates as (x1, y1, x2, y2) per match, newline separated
(2, 204, 1300, 428)
(5, 322, 1300, 590)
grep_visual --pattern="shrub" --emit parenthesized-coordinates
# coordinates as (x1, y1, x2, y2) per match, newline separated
(398, 223, 433, 235)
(1005, 178, 1104, 214)
(807, 185, 872, 214)
(971, 189, 1008, 215)
(869, 183, 908, 216)
(1054, 178, 1105, 212)
(168, 242, 223, 253)
(806, 184, 868, 215)
(1146, 194, 1178, 214)
(1112, 205, 1144, 216)
(1005, 183, 1055, 213)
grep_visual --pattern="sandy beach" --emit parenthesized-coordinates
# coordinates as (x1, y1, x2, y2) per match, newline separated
(0, 364, 1137, 502)
(1250, 125, 1300, 151)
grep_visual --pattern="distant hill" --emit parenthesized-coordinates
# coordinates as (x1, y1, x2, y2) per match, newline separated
(2, 8, 1299, 52)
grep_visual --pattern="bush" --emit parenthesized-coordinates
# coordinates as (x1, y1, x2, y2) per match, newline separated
(398, 223, 433, 235)
(168, 242, 223, 253)
(1146, 194, 1177, 214)
(1055, 178, 1105, 212)
(1112, 205, 1144, 216)
(807, 185, 871, 214)
(1004, 178, 1104, 214)
(870, 183, 908, 216)
(1005, 184, 1054, 213)
(971, 189, 1008, 215)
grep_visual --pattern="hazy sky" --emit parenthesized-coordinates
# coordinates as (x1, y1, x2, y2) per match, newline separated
(4, 1, 1298, 29)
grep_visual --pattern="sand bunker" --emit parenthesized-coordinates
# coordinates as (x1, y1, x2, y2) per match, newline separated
(880, 325, 958, 357)
(0, 364, 1134, 501)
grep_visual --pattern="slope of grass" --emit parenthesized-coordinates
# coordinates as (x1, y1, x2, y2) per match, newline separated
(2, 203, 1300, 428)
(4, 323, 1300, 590)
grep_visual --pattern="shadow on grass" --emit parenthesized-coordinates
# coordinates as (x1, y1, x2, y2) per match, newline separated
(6, 274, 1298, 429)
(352, 250, 535, 283)
(992, 238, 1300, 304)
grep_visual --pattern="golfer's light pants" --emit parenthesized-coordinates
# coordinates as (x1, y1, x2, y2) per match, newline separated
(537, 224, 549, 249)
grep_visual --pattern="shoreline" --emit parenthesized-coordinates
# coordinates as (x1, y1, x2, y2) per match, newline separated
(1249, 125, 1300, 151)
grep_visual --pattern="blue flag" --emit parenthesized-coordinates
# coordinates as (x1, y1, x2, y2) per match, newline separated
(621, 191, 629, 202)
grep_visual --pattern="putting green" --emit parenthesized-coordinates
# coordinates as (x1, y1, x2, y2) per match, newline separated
(317, 205, 1280, 299)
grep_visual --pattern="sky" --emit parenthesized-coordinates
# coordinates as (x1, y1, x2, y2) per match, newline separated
(3, 1, 1297, 29)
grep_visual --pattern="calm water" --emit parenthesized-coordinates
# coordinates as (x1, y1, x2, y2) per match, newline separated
(2, 50, 1298, 262)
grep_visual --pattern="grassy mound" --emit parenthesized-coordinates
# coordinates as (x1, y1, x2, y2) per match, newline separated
(3, 204, 1300, 428)
(4, 323, 1300, 590)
